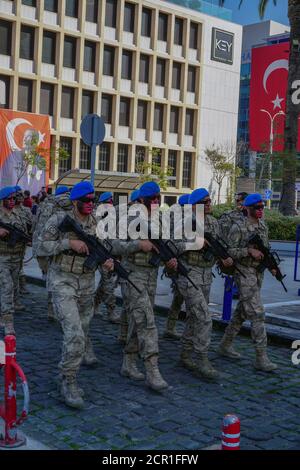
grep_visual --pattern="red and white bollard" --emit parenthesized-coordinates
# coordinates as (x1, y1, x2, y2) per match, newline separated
(0, 335, 30, 448)
(222, 414, 240, 450)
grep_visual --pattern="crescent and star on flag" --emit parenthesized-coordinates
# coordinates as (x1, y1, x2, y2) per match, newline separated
(263, 58, 288, 113)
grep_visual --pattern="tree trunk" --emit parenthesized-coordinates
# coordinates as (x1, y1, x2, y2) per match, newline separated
(217, 183, 221, 205)
(279, 0, 300, 215)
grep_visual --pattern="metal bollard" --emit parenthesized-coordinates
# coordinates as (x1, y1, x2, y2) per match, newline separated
(222, 276, 234, 321)
(0, 335, 30, 448)
(222, 414, 240, 450)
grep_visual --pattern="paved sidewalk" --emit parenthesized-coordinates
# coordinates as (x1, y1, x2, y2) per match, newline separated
(1, 285, 300, 450)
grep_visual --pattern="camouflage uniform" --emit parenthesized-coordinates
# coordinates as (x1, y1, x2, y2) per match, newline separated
(175, 214, 219, 379)
(13, 204, 33, 299)
(219, 218, 276, 371)
(0, 206, 29, 334)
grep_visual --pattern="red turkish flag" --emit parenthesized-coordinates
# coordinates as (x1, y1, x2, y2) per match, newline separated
(249, 42, 290, 152)
(0, 109, 50, 192)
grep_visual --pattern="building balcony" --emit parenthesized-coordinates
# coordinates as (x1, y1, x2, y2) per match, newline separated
(82, 71, 96, 86)
(62, 67, 76, 82)
(19, 59, 35, 74)
(136, 129, 147, 142)
(102, 75, 114, 90)
(152, 130, 163, 144)
(183, 135, 194, 147)
(85, 21, 98, 37)
(64, 16, 79, 32)
(123, 31, 134, 46)
(104, 27, 116, 41)
(105, 123, 112, 138)
(138, 82, 149, 96)
(60, 118, 74, 132)
(0, 54, 11, 70)
(157, 40, 168, 54)
(43, 10, 58, 26)
(20, 4, 36, 21)
(186, 92, 196, 105)
(140, 36, 151, 50)
(169, 133, 178, 146)
(0, 0, 14, 15)
(41, 63, 56, 78)
(118, 126, 130, 139)
(154, 86, 165, 100)
(188, 49, 199, 62)
(173, 44, 183, 58)
(120, 79, 132, 93)
(170, 88, 181, 102)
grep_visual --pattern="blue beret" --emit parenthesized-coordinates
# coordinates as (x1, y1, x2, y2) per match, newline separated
(0, 186, 16, 201)
(70, 181, 94, 201)
(178, 194, 190, 206)
(99, 191, 113, 203)
(130, 189, 140, 202)
(188, 188, 209, 205)
(139, 181, 160, 198)
(55, 186, 69, 196)
(244, 193, 263, 207)
(15, 185, 22, 192)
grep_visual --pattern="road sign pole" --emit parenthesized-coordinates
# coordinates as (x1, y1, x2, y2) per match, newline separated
(80, 114, 106, 188)
(90, 144, 96, 186)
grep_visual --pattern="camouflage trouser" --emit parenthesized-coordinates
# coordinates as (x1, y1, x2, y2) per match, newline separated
(177, 266, 213, 355)
(95, 266, 116, 314)
(49, 267, 95, 375)
(224, 267, 267, 351)
(124, 264, 159, 360)
(119, 279, 130, 340)
(168, 282, 184, 321)
(0, 254, 22, 318)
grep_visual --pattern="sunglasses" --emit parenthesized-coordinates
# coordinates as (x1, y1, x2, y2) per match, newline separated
(198, 198, 212, 205)
(148, 194, 161, 201)
(78, 196, 96, 203)
(252, 204, 264, 210)
(4, 196, 17, 201)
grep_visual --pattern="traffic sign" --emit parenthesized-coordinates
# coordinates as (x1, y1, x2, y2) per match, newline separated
(264, 189, 273, 200)
(80, 114, 106, 185)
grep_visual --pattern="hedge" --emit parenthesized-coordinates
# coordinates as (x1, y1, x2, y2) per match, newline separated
(212, 205, 300, 241)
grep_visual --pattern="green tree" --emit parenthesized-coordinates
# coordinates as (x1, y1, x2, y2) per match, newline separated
(205, 145, 238, 205)
(136, 148, 174, 191)
(219, 0, 300, 215)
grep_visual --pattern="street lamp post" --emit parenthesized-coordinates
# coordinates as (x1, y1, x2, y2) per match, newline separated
(260, 109, 285, 209)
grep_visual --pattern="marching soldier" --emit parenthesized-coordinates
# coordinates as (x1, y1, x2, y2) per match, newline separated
(0, 186, 30, 335)
(218, 193, 278, 371)
(219, 192, 248, 241)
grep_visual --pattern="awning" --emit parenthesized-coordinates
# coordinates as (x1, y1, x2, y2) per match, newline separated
(54, 169, 141, 193)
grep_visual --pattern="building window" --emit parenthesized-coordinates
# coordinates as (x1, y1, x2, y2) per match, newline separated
(44, 0, 57, 12)
(0, 20, 12, 56)
(139, 55, 149, 83)
(172, 62, 181, 89)
(82, 90, 94, 118)
(99, 142, 110, 171)
(141, 7, 151, 37)
(156, 58, 166, 87)
(84, 41, 96, 72)
(101, 94, 113, 123)
(158, 13, 168, 42)
(174, 18, 183, 46)
(40, 82, 54, 116)
(121, 50, 132, 80)
(137, 100, 147, 129)
(61, 86, 74, 118)
(152, 148, 161, 166)
(63, 36, 76, 68)
(0, 75, 10, 109)
(42, 31, 56, 64)
(135, 146, 145, 171)
(168, 150, 177, 187)
(119, 98, 130, 126)
(170, 106, 179, 133)
(20, 26, 35, 60)
(124, 2, 135, 33)
(103, 46, 115, 76)
(117, 144, 128, 172)
(80, 140, 91, 169)
(65, 0, 78, 17)
(187, 66, 196, 92)
(59, 137, 72, 175)
(18, 79, 33, 112)
(190, 22, 198, 49)
(182, 152, 192, 187)
(22, 0, 36, 5)
(105, 0, 117, 28)
(154, 104, 163, 131)
(185, 109, 194, 135)
(86, 0, 98, 23)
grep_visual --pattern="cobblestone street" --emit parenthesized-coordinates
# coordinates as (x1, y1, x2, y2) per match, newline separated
(1, 284, 300, 451)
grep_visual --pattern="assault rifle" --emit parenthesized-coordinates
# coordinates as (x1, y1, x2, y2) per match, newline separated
(248, 233, 287, 292)
(0, 220, 31, 247)
(203, 232, 246, 279)
(58, 215, 141, 293)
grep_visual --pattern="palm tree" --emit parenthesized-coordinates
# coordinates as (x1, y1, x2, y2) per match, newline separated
(219, 0, 300, 215)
